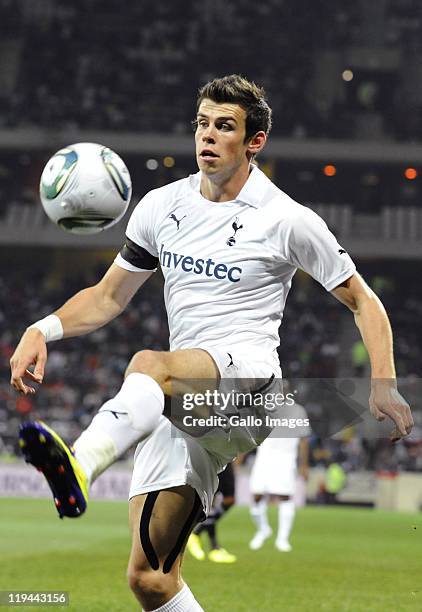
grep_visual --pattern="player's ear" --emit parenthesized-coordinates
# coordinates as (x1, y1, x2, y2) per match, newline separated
(246, 131, 267, 157)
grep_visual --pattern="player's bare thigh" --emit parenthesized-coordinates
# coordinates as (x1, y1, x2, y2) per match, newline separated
(125, 348, 219, 396)
(127, 485, 201, 609)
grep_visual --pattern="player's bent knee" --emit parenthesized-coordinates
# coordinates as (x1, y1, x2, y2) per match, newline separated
(127, 565, 176, 604)
(127, 566, 158, 595)
(125, 350, 169, 383)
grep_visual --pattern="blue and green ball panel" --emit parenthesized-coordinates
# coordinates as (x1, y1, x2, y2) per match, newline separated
(40, 148, 78, 200)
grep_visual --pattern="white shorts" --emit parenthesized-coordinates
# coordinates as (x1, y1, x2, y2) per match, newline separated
(129, 345, 281, 514)
(249, 447, 297, 496)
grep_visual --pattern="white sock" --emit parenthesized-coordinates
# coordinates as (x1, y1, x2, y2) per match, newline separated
(277, 499, 296, 543)
(73, 373, 164, 483)
(250, 498, 270, 533)
(148, 584, 204, 612)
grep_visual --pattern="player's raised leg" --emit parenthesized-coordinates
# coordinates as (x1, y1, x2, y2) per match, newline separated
(74, 347, 219, 479)
(127, 485, 204, 611)
(19, 348, 218, 518)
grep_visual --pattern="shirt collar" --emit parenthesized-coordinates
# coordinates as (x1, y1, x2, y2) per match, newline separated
(235, 165, 271, 208)
(190, 165, 271, 209)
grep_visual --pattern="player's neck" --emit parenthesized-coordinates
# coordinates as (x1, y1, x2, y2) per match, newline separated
(200, 163, 251, 203)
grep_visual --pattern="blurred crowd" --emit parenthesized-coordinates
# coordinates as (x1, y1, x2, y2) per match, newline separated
(1, 0, 422, 221)
(0, 251, 167, 456)
(1, 0, 422, 140)
(0, 251, 421, 476)
(280, 264, 422, 475)
(0, 151, 420, 233)
(1, 0, 421, 483)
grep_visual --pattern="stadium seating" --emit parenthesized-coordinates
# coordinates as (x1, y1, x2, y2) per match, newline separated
(1, 0, 421, 140)
(1, 253, 420, 474)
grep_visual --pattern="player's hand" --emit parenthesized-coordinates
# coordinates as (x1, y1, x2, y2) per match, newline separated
(10, 328, 47, 395)
(369, 380, 413, 442)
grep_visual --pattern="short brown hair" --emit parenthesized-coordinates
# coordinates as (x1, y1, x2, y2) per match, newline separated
(196, 74, 272, 141)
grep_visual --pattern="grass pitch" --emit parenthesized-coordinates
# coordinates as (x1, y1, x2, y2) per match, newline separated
(0, 498, 421, 611)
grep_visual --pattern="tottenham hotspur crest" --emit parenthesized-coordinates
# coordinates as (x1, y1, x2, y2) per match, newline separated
(227, 217, 244, 246)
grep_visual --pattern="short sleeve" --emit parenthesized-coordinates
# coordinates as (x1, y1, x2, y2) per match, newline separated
(114, 191, 159, 272)
(285, 208, 356, 291)
(125, 191, 158, 257)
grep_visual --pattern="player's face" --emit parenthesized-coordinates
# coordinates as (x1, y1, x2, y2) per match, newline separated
(195, 100, 251, 178)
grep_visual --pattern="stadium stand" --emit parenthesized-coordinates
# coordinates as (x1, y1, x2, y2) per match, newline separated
(0, 0, 421, 139)
(1, 252, 420, 479)
(1, 0, 421, 507)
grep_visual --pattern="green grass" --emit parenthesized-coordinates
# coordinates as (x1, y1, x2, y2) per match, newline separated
(0, 499, 421, 611)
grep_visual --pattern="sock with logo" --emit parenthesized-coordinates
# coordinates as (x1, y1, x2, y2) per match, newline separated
(147, 584, 204, 612)
(277, 499, 296, 544)
(73, 373, 164, 483)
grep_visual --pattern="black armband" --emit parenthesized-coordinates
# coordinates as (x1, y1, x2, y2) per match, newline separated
(120, 236, 158, 270)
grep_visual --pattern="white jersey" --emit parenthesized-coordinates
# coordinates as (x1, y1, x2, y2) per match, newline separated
(115, 166, 355, 363)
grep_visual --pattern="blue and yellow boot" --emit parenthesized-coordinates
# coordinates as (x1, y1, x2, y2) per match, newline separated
(19, 421, 88, 519)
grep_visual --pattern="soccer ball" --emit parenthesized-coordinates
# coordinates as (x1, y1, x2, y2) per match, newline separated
(39, 142, 132, 234)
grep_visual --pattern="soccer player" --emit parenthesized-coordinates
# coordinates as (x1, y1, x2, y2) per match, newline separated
(10, 75, 413, 612)
(249, 401, 310, 552)
(187, 463, 237, 563)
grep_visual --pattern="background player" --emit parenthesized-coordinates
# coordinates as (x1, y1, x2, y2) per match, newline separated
(187, 462, 237, 563)
(249, 401, 310, 552)
(10, 75, 413, 612)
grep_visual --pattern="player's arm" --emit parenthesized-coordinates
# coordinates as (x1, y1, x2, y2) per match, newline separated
(331, 272, 413, 440)
(10, 264, 152, 394)
(56, 264, 152, 337)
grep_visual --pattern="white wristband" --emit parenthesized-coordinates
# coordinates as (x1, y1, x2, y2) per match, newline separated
(28, 314, 64, 343)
